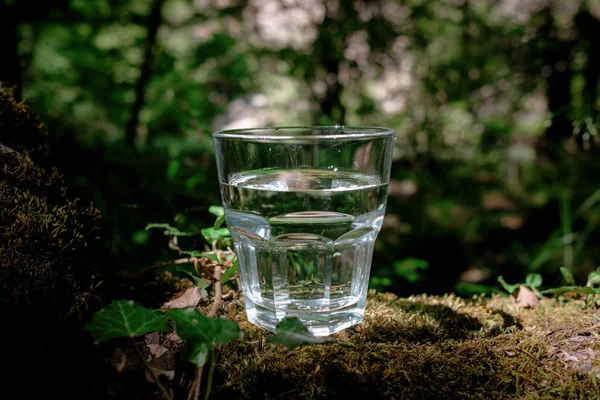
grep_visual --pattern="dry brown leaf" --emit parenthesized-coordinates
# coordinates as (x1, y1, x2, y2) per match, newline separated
(145, 332, 160, 345)
(107, 348, 127, 374)
(147, 344, 168, 359)
(515, 285, 539, 308)
(162, 286, 203, 309)
(145, 368, 174, 383)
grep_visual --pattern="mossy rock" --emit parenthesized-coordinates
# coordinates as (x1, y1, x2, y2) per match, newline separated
(0, 86, 105, 316)
(0, 87, 111, 397)
(205, 291, 600, 399)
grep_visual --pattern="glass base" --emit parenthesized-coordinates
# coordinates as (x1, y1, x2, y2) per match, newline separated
(243, 295, 366, 337)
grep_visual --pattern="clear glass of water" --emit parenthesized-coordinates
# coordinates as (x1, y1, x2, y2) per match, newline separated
(213, 126, 395, 336)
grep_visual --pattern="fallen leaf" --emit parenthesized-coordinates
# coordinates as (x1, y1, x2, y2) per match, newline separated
(162, 286, 203, 309)
(147, 344, 168, 359)
(149, 349, 176, 371)
(515, 285, 539, 308)
(145, 332, 160, 345)
(107, 348, 127, 373)
(145, 368, 174, 383)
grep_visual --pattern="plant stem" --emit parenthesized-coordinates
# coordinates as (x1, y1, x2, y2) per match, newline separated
(131, 338, 171, 400)
(203, 349, 216, 400)
(213, 347, 277, 393)
(208, 266, 223, 318)
(560, 190, 574, 271)
(187, 366, 203, 400)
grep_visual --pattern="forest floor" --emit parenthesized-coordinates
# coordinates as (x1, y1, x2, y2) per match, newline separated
(105, 282, 600, 400)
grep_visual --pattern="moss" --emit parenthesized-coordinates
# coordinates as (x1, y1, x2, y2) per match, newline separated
(0, 86, 104, 317)
(0, 85, 47, 155)
(210, 292, 600, 399)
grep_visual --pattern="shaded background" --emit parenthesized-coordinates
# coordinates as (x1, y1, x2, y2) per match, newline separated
(2, 0, 600, 297)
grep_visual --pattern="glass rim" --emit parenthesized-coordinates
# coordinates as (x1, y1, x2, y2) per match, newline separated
(212, 125, 394, 140)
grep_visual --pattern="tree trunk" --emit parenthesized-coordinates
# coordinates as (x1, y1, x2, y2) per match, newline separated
(125, 0, 165, 146)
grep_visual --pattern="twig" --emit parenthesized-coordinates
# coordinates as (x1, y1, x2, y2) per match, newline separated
(187, 366, 202, 400)
(213, 347, 277, 393)
(132, 338, 171, 400)
(208, 266, 223, 318)
(221, 290, 234, 300)
(169, 236, 182, 253)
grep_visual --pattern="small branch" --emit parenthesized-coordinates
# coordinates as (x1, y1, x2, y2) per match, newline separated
(187, 366, 202, 400)
(213, 347, 277, 393)
(132, 338, 171, 400)
(208, 266, 223, 318)
(169, 236, 182, 253)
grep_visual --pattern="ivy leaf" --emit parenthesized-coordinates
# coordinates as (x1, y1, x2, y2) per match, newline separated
(208, 206, 224, 217)
(168, 308, 241, 366)
(145, 223, 191, 237)
(222, 259, 239, 284)
(266, 317, 332, 349)
(542, 286, 597, 295)
(201, 227, 231, 241)
(84, 300, 169, 344)
(560, 267, 576, 285)
(176, 265, 211, 290)
(214, 214, 226, 230)
(497, 276, 520, 295)
(525, 273, 542, 288)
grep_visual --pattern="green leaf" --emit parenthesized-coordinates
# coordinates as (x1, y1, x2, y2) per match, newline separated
(132, 229, 150, 245)
(166, 159, 181, 180)
(394, 258, 429, 283)
(176, 265, 211, 289)
(204, 253, 220, 262)
(84, 300, 169, 344)
(497, 276, 520, 295)
(587, 271, 600, 286)
(542, 286, 597, 296)
(266, 317, 332, 349)
(168, 308, 240, 366)
(201, 227, 230, 241)
(525, 273, 542, 288)
(209, 206, 224, 217)
(222, 259, 239, 284)
(214, 214, 226, 229)
(560, 267, 576, 285)
(145, 223, 191, 237)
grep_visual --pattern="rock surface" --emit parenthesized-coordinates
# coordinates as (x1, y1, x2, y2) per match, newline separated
(0, 86, 111, 398)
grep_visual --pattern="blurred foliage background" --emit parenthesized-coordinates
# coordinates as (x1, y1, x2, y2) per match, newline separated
(2, 0, 600, 297)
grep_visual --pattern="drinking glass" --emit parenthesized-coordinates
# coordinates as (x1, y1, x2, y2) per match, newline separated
(213, 126, 395, 336)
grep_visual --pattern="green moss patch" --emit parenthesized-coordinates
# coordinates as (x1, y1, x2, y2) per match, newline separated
(212, 292, 600, 399)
